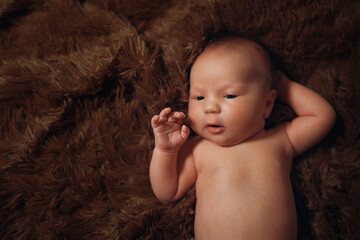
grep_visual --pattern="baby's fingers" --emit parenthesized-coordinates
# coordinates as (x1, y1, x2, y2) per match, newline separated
(151, 107, 171, 127)
(151, 115, 160, 127)
(159, 107, 172, 117)
(168, 111, 186, 123)
(181, 125, 190, 139)
(158, 107, 172, 122)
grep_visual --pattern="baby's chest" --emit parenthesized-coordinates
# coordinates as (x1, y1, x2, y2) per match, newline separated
(196, 152, 258, 187)
(194, 142, 291, 187)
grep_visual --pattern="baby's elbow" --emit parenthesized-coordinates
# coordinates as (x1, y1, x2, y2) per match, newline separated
(153, 191, 177, 203)
(155, 191, 184, 204)
(319, 105, 336, 136)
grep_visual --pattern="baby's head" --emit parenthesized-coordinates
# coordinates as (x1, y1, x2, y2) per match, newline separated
(188, 34, 277, 146)
(198, 34, 276, 91)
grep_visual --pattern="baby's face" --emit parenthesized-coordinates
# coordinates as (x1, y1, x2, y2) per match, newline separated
(188, 47, 275, 146)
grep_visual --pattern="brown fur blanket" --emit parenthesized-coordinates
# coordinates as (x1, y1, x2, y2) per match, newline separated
(0, 0, 359, 239)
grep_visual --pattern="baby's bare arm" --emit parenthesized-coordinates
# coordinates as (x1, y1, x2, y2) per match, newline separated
(277, 74, 336, 156)
(149, 108, 196, 202)
(150, 148, 181, 202)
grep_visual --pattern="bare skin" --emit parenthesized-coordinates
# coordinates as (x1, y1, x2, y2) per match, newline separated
(150, 44, 336, 239)
(190, 126, 296, 239)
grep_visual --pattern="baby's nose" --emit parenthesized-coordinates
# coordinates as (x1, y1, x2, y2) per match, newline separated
(204, 100, 221, 113)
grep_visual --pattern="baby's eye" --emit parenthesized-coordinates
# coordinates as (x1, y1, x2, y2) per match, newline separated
(196, 96, 205, 101)
(225, 95, 237, 99)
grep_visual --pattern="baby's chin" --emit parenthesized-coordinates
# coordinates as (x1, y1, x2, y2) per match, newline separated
(194, 128, 265, 147)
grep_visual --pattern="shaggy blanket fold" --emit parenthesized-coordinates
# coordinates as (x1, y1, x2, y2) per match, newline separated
(1, 0, 359, 239)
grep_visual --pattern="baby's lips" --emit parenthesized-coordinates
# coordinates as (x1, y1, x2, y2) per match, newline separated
(206, 124, 225, 134)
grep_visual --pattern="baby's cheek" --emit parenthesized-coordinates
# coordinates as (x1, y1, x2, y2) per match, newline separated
(188, 105, 199, 119)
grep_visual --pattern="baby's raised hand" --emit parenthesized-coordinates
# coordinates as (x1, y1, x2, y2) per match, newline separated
(151, 107, 190, 152)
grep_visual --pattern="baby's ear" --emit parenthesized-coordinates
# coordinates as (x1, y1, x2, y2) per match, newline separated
(264, 89, 276, 119)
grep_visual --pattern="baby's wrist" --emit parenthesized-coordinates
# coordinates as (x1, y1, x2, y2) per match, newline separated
(154, 146, 178, 155)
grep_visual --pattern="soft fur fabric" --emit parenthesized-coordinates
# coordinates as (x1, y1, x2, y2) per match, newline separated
(0, 0, 359, 239)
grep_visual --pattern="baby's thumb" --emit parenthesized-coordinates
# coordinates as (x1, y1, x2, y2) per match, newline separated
(181, 125, 190, 140)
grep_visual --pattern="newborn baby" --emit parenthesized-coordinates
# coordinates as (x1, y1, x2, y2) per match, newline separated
(149, 35, 336, 239)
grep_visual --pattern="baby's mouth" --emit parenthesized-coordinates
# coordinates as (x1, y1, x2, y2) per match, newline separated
(206, 124, 225, 134)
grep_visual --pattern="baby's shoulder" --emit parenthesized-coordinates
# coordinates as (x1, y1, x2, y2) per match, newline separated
(181, 136, 215, 156)
(265, 122, 287, 136)
(261, 123, 294, 155)
(184, 135, 207, 151)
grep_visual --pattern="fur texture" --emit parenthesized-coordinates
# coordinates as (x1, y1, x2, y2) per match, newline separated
(0, 0, 359, 239)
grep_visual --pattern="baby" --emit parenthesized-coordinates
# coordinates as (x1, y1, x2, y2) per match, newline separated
(149, 35, 336, 239)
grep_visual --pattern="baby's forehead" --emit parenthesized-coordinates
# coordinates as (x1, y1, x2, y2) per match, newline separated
(203, 40, 265, 63)
(202, 44, 265, 75)
(192, 40, 271, 88)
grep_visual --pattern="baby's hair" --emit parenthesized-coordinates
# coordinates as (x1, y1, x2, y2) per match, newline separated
(202, 33, 277, 90)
